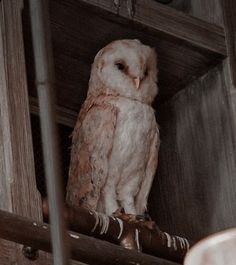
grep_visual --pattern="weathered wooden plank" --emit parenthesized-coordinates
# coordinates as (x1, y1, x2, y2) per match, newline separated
(81, 0, 226, 55)
(155, 0, 236, 250)
(188, 0, 223, 26)
(168, 0, 223, 26)
(149, 62, 236, 242)
(220, 0, 236, 88)
(0, 0, 41, 219)
(223, 59, 236, 142)
(0, 0, 52, 264)
(0, 209, 179, 265)
(231, 92, 236, 128)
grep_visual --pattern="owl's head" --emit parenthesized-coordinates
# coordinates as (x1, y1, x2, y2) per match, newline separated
(88, 39, 158, 105)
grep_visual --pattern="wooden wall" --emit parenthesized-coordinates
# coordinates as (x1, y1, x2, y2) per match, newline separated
(150, 61, 236, 241)
(0, 1, 82, 264)
(169, 0, 223, 26)
(0, 1, 53, 264)
(1, 0, 235, 263)
(149, 0, 236, 242)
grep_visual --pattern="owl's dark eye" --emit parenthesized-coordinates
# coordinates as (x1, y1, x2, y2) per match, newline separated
(115, 62, 125, 71)
(144, 69, 148, 76)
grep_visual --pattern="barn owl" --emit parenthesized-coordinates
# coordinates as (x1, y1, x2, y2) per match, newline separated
(66, 39, 160, 216)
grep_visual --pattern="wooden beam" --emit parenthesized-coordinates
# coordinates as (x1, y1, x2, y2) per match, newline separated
(29, 96, 77, 127)
(42, 202, 191, 263)
(220, 0, 236, 88)
(0, 209, 179, 265)
(81, 0, 226, 56)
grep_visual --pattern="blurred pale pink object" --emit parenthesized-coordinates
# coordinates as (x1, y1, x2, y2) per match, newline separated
(184, 228, 236, 265)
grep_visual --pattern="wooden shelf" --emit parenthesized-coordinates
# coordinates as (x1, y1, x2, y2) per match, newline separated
(82, 0, 226, 55)
(23, 0, 227, 111)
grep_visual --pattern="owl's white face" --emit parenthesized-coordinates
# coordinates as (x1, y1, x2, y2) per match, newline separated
(88, 39, 158, 104)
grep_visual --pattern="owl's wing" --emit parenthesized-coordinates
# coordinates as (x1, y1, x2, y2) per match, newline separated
(135, 126, 160, 214)
(66, 96, 118, 211)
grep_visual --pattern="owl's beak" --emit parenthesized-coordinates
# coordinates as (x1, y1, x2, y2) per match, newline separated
(133, 77, 140, 89)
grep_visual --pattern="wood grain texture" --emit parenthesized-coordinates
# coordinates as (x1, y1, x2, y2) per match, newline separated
(187, 0, 223, 26)
(23, 0, 236, 260)
(81, 0, 226, 55)
(0, 0, 41, 218)
(147, 0, 236, 244)
(231, 94, 236, 142)
(22, 0, 226, 111)
(168, 0, 223, 26)
(220, 0, 236, 88)
(149, 61, 236, 242)
(5, 0, 235, 263)
(0, 0, 53, 263)
(0, 2, 84, 264)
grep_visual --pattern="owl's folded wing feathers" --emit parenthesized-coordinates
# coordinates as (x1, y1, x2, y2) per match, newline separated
(66, 96, 118, 211)
(135, 127, 160, 214)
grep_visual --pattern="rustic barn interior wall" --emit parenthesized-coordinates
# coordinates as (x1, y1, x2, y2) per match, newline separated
(148, 0, 236, 242)
(0, 1, 54, 264)
(231, 93, 236, 119)
(149, 60, 236, 241)
(3, 0, 232, 264)
(23, 0, 225, 107)
(22, 0, 236, 247)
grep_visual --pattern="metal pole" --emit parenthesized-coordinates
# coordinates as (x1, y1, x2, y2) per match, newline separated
(29, 0, 69, 264)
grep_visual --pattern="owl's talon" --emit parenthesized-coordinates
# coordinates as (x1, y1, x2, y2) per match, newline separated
(112, 209, 137, 222)
(112, 210, 160, 231)
(112, 207, 125, 217)
(144, 211, 152, 221)
(136, 214, 146, 221)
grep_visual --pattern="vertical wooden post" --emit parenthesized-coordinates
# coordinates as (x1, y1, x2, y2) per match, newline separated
(0, 0, 50, 263)
(220, 0, 236, 88)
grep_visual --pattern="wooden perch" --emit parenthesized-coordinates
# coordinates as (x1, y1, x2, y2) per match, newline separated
(0, 209, 178, 265)
(42, 202, 191, 263)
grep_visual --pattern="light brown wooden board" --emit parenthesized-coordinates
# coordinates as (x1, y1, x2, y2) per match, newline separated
(0, 0, 52, 264)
